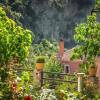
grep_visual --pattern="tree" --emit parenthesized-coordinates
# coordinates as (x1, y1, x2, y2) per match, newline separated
(32, 39, 58, 56)
(0, 6, 32, 99)
(71, 14, 100, 73)
(95, 0, 100, 9)
(0, 6, 32, 66)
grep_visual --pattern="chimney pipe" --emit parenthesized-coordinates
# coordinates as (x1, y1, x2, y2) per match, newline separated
(59, 39, 64, 57)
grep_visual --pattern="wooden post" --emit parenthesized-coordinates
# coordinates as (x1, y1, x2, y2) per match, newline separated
(40, 71, 43, 87)
(77, 73, 85, 92)
(33, 69, 42, 87)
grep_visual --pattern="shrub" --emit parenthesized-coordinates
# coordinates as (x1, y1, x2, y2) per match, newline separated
(36, 56, 45, 63)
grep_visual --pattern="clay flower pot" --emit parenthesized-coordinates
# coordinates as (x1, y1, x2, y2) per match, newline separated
(35, 56, 45, 70)
(36, 63, 44, 70)
(88, 65, 97, 77)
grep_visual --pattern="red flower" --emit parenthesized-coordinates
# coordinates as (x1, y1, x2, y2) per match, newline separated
(12, 81, 16, 87)
(24, 96, 32, 100)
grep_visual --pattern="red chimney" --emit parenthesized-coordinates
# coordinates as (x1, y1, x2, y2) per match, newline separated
(59, 39, 64, 57)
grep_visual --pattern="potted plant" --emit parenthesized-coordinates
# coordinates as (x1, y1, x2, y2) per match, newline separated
(71, 14, 100, 76)
(88, 63, 97, 77)
(35, 56, 45, 70)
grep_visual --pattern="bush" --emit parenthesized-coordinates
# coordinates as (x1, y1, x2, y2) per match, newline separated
(36, 56, 45, 63)
(0, 6, 32, 66)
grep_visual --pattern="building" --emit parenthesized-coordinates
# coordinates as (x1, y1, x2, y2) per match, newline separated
(59, 39, 100, 89)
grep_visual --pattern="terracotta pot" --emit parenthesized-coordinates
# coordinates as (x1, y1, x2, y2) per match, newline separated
(36, 63, 44, 70)
(88, 66, 97, 77)
(24, 96, 32, 100)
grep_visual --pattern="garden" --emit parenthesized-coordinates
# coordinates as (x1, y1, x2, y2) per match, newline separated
(0, 0, 100, 100)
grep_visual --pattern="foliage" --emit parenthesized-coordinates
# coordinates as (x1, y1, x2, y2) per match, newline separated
(21, 71, 30, 82)
(0, 66, 13, 99)
(95, 0, 100, 9)
(44, 55, 62, 88)
(0, 65, 18, 99)
(24, 46, 35, 68)
(13, 0, 29, 6)
(13, 66, 41, 99)
(54, 75, 77, 100)
(25, 39, 58, 69)
(0, 0, 97, 44)
(66, 92, 87, 100)
(93, 92, 100, 100)
(36, 56, 45, 63)
(17, 71, 32, 98)
(45, 54, 62, 73)
(49, 0, 67, 8)
(32, 39, 58, 56)
(26, 39, 58, 69)
(39, 88, 57, 100)
(0, 6, 32, 66)
(0, 82, 14, 99)
(6, 5, 23, 26)
(71, 14, 100, 73)
(83, 78, 99, 99)
(0, 6, 32, 99)
(83, 79, 100, 99)
(55, 88, 99, 100)
(56, 75, 77, 91)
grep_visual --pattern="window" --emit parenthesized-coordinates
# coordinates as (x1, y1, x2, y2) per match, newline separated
(63, 64, 70, 73)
